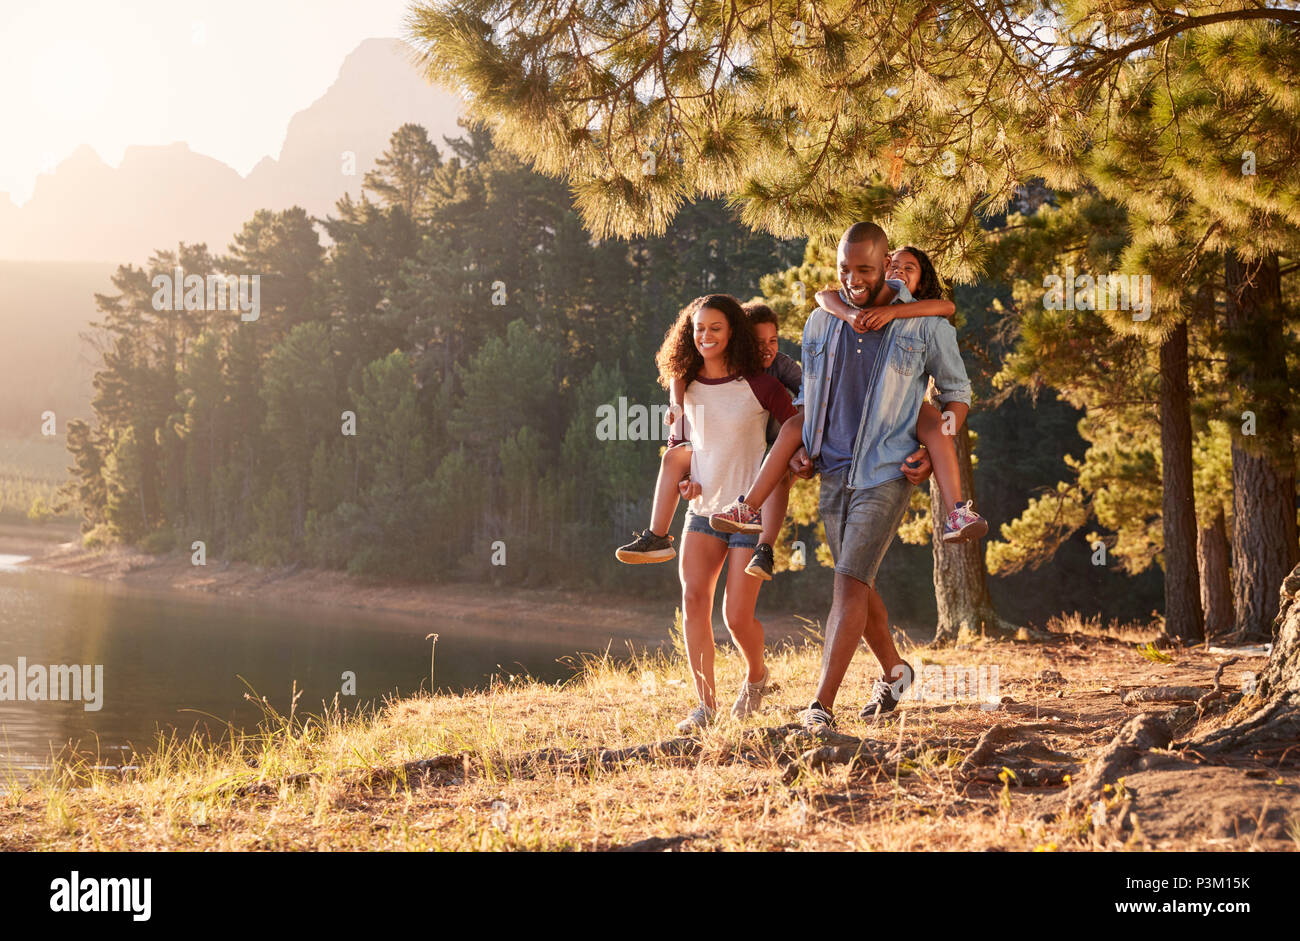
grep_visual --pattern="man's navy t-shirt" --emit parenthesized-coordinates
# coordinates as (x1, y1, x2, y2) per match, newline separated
(817, 325, 887, 474)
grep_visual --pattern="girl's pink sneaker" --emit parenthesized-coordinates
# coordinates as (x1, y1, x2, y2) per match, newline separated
(942, 501, 988, 544)
(710, 497, 763, 534)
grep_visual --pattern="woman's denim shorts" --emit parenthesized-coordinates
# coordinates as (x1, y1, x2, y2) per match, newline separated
(683, 509, 759, 549)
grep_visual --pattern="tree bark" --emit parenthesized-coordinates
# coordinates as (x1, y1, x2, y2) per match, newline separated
(1197, 507, 1234, 639)
(1159, 318, 1204, 641)
(930, 422, 1013, 642)
(1223, 251, 1299, 641)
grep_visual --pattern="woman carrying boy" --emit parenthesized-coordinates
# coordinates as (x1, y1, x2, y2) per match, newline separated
(621, 294, 796, 732)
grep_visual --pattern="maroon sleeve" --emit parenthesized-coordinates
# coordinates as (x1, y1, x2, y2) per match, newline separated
(745, 373, 797, 425)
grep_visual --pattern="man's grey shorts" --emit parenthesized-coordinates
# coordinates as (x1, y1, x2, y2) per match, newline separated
(819, 470, 914, 587)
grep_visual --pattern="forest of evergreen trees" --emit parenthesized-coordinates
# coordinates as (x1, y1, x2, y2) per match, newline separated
(64, 119, 1295, 634)
(57, 123, 814, 594)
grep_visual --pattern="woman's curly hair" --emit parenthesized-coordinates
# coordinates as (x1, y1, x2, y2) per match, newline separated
(892, 245, 947, 301)
(656, 294, 765, 389)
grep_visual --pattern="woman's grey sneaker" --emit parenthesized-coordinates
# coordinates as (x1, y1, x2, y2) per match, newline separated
(616, 529, 676, 564)
(744, 542, 775, 581)
(860, 660, 915, 718)
(730, 667, 770, 719)
(798, 699, 835, 731)
(676, 703, 715, 733)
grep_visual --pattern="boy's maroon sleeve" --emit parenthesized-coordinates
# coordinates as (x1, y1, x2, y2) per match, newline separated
(746, 374, 797, 425)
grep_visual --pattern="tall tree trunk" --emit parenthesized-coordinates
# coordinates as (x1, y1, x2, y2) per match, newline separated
(930, 423, 1012, 642)
(1197, 506, 1234, 639)
(1223, 251, 1299, 641)
(1158, 318, 1204, 641)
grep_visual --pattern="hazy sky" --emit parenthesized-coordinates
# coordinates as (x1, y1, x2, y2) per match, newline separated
(0, 0, 415, 205)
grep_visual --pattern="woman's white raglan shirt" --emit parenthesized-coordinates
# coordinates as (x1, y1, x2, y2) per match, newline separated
(682, 372, 797, 518)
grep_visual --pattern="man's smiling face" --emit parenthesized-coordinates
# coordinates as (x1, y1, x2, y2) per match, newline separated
(837, 237, 888, 308)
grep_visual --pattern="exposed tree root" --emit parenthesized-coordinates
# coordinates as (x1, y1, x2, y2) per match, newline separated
(1064, 713, 1172, 812)
(610, 833, 708, 852)
(1195, 657, 1239, 716)
(230, 753, 468, 797)
(957, 722, 1059, 775)
(1184, 698, 1300, 759)
(514, 736, 704, 772)
(1121, 686, 1210, 705)
(967, 765, 1072, 787)
(784, 741, 902, 783)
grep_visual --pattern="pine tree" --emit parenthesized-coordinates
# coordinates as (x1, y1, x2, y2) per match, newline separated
(1085, 23, 1300, 640)
(262, 322, 339, 544)
(409, 1, 1300, 269)
(362, 123, 443, 220)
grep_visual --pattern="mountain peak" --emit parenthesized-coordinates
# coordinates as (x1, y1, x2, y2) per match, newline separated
(1, 38, 464, 263)
(58, 144, 108, 172)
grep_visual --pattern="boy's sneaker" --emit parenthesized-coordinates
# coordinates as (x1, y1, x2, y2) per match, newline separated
(942, 501, 988, 544)
(615, 529, 676, 564)
(710, 497, 763, 534)
(676, 703, 715, 734)
(730, 667, 770, 719)
(797, 699, 835, 731)
(859, 661, 915, 719)
(744, 542, 774, 581)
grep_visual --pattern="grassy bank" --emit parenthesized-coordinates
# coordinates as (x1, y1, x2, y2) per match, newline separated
(2, 618, 1294, 852)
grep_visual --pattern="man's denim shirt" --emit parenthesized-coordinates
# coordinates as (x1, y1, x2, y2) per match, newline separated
(793, 280, 973, 491)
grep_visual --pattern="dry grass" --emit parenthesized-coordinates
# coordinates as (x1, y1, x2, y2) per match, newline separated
(1, 625, 1295, 852)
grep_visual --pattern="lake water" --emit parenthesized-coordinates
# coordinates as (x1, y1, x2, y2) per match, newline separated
(0, 555, 622, 779)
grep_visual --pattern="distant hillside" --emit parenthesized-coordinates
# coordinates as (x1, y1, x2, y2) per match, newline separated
(0, 260, 116, 436)
(0, 38, 466, 434)
(0, 38, 465, 264)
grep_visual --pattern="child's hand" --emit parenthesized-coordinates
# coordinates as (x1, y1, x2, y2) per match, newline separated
(678, 476, 702, 500)
(862, 306, 896, 330)
(900, 447, 932, 484)
(851, 309, 872, 333)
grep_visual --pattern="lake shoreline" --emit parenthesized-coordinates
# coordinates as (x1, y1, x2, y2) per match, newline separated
(9, 529, 815, 645)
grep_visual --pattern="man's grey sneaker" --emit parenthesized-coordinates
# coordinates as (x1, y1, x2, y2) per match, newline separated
(730, 667, 770, 719)
(798, 699, 835, 731)
(676, 703, 715, 734)
(616, 529, 676, 564)
(744, 542, 774, 581)
(860, 660, 915, 719)
(942, 500, 988, 544)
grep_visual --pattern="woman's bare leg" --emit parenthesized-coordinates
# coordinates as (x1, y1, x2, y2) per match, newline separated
(678, 531, 727, 710)
(917, 401, 962, 512)
(650, 444, 692, 536)
(722, 546, 766, 682)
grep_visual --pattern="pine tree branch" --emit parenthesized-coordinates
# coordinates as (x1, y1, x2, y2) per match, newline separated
(1068, 8, 1300, 83)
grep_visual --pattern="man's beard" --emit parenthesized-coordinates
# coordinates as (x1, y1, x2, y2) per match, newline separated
(845, 273, 886, 309)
